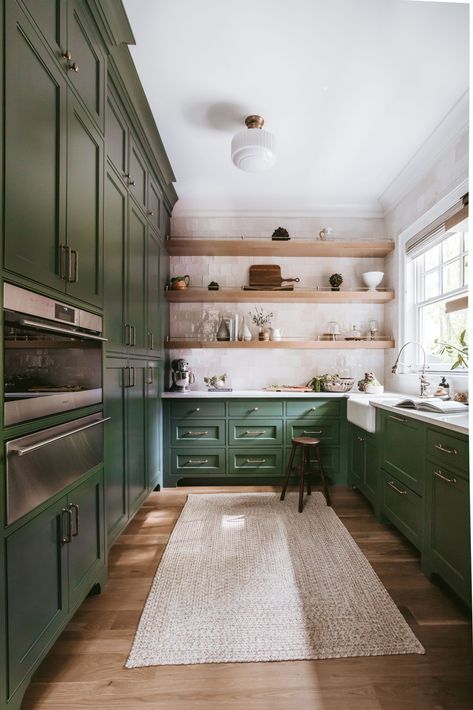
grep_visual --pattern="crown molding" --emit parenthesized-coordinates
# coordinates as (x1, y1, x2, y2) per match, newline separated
(171, 203, 385, 220)
(379, 90, 469, 215)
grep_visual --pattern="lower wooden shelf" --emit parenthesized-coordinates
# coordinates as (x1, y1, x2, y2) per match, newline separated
(165, 288, 395, 304)
(165, 339, 395, 350)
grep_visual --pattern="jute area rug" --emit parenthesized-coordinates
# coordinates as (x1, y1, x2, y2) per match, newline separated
(126, 492, 424, 667)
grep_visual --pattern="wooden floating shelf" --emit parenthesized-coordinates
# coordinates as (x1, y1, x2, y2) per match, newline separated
(165, 238, 394, 258)
(165, 340, 395, 350)
(166, 289, 395, 304)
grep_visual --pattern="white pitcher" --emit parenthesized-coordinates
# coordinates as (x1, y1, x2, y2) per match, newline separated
(270, 327, 282, 341)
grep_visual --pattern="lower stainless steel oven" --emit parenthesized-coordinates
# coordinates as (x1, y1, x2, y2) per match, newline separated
(4, 283, 105, 426)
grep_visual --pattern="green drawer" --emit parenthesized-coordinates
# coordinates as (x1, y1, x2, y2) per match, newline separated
(426, 427, 469, 477)
(227, 400, 283, 418)
(381, 411, 424, 495)
(228, 448, 283, 475)
(229, 419, 283, 446)
(382, 472, 422, 549)
(171, 448, 226, 475)
(171, 419, 225, 446)
(286, 420, 339, 445)
(284, 445, 339, 480)
(285, 399, 340, 418)
(170, 400, 225, 418)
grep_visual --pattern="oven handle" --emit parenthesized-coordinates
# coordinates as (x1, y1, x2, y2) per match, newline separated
(10, 417, 111, 457)
(20, 319, 108, 342)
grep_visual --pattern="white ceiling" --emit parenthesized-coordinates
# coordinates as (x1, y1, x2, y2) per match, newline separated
(123, 0, 469, 215)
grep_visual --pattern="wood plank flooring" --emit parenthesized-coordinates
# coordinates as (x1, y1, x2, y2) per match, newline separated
(22, 486, 473, 710)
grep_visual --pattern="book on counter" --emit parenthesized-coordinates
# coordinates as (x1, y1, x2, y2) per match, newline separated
(207, 387, 233, 392)
(394, 398, 468, 413)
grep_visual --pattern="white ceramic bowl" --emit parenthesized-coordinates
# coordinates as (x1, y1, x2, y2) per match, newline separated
(361, 271, 384, 291)
(365, 384, 384, 394)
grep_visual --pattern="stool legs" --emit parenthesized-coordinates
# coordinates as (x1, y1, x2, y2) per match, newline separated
(280, 443, 296, 501)
(314, 445, 331, 506)
(298, 447, 307, 513)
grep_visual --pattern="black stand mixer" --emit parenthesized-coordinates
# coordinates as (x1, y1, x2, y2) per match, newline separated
(171, 359, 195, 392)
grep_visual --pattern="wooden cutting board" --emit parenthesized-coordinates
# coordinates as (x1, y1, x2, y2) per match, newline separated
(249, 264, 300, 287)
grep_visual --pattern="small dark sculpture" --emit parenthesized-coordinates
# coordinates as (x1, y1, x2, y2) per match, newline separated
(271, 227, 290, 241)
(208, 281, 220, 290)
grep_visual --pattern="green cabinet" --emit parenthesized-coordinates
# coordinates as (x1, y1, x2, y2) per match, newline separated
(127, 205, 148, 351)
(5, 468, 105, 702)
(104, 357, 128, 544)
(104, 169, 127, 351)
(349, 424, 379, 508)
(147, 233, 161, 355)
(382, 471, 423, 549)
(146, 361, 162, 490)
(381, 411, 425, 495)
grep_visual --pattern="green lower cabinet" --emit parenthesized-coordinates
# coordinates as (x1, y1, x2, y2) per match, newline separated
(5, 468, 105, 705)
(381, 411, 425, 495)
(146, 361, 162, 490)
(171, 420, 225, 446)
(229, 419, 282, 446)
(286, 419, 339, 445)
(348, 424, 380, 509)
(382, 471, 423, 549)
(424, 461, 471, 605)
(228, 449, 283, 476)
(171, 448, 226, 476)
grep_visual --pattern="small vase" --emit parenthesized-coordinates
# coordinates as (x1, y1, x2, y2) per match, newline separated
(240, 317, 252, 342)
(330, 286, 340, 291)
(216, 318, 230, 341)
(258, 327, 265, 341)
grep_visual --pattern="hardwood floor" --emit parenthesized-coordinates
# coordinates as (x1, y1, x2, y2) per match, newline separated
(23, 486, 473, 710)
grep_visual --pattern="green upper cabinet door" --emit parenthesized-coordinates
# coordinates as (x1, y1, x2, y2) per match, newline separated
(129, 137, 148, 211)
(147, 233, 161, 354)
(21, 0, 66, 53)
(4, 3, 66, 288)
(148, 176, 162, 234)
(127, 206, 148, 350)
(106, 91, 128, 181)
(66, 0, 105, 130)
(104, 170, 127, 351)
(66, 97, 104, 307)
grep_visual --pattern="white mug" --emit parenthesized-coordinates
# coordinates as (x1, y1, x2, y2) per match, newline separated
(270, 328, 282, 341)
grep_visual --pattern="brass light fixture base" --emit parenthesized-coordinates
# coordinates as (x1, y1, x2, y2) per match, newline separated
(245, 115, 265, 129)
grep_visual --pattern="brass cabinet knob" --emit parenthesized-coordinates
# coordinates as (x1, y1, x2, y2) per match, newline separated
(62, 50, 79, 72)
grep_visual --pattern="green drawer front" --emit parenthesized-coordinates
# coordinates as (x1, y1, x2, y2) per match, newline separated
(284, 446, 340, 479)
(171, 419, 225, 446)
(229, 448, 283, 475)
(426, 427, 469, 476)
(382, 412, 424, 494)
(227, 400, 283, 418)
(382, 472, 423, 549)
(229, 419, 283, 446)
(286, 420, 339, 445)
(286, 399, 340, 418)
(170, 400, 226, 418)
(171, 449, 226, 475)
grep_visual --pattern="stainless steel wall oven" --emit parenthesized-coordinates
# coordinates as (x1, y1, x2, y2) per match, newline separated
(4, 283, 105, 426)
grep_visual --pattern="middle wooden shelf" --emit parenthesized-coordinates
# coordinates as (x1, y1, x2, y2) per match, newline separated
(165, 288, 395, 304)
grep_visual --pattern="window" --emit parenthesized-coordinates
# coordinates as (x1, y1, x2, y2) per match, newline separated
(411, 229, 468, 371)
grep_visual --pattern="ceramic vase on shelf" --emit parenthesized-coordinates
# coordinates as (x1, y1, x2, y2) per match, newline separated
(258, 327, 270, 341)
(216, 317, 230, 341)
(239, 317, 252, 342)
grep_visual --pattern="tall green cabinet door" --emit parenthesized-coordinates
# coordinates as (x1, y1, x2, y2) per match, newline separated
(66, 0, 106, 129)
(127, 362, 148, 516)
(147, 233, 161, 355)
(4, 3, 66, 288)
(104, 170, 127, 351)
(104, 358, 127, 545)
(148, 176, 162, 234)
(106, 91, 128, 180)
(21, 0, 66, 53)
(6, 498, 68, 698)
(349, 426, 364, 487)
(66, 97, 104, 307)
(67, 469, 105, 611)
(127, 206, 148, 350)
(147, 361, 161, 490)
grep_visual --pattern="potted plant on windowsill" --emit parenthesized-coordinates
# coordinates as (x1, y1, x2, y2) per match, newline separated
(329, 273, 343, 291)
(434, 329, 468, 369)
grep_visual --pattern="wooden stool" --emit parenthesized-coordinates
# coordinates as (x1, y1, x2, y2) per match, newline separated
(280, 436, 331, 512)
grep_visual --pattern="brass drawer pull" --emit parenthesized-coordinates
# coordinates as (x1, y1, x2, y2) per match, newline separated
(186, 459, 209, 464)
(245, 458, 267, 464)
(191, 408, 201, 413)
(388, 480, 408, 496)
(186, 431, 209, 436)
(250, 407, 259, 412)
(244, 430, 266, 435)
(434, 443, 458, 455)
(304, 430, 322, 435)
(388, 414, 407, 423)
(434, 469, 457, 485)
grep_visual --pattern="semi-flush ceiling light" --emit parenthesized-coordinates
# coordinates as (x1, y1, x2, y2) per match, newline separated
(231, 115, 276, 173)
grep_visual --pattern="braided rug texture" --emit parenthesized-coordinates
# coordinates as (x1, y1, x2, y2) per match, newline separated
(126, 493, 424, 667)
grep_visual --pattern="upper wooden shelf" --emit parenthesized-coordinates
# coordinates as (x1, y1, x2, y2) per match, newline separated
(165, 339, 395, 350)
(165, 238, 394, 258)
(165, 288, 395, 304)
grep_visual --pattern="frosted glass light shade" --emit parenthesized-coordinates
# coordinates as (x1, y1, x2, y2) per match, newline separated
(231, 127, 276, 172)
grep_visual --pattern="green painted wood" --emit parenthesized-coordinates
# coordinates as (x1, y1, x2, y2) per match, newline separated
(229, 419, 283, 446)
(364, 434, 379, 507)
(127, 205, 147, 351)
(426, 427, 469, 476)
(425, 461, 471, 604)
(6, 497, 68, 698)
(227, 400, 283, 418)
(286, 420, 339, 445)
(381, 411, 425, 495)
(129, 136, 148, 210)
(228, 448, 283, 476)
(146, 361, 161, 490)
(67, 0, 105, 129)
(171, 448, 226, 476)
(382, 472, 423, 550)
(106, 91, 128, 179)
(4, 3, 66, 290)
(127, 361, 148, 515)
(148, 176, 162, 235)
(66, 96, 104, 306)
(147, 233, 161, 355)
(67, 468, 105, 612)
(104, 357, 127, 543)
(104, 170, 127, 350)
(349, 424, 364, 488)
(171, 419, 226, 446)
(285, 399, 340, 418)
(21, 0, 66, 52)
(170, 400, 226, 419)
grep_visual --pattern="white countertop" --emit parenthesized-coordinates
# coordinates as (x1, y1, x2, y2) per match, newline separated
(162, 389, 469, 435)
